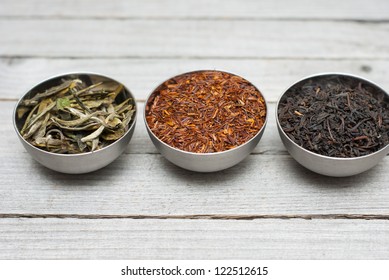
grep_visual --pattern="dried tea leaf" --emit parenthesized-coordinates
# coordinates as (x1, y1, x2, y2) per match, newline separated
(26, 101, 56, 131)
(81, 125, 105, 143)
(21, 79, 81, 106)
(17, 78, 135, 154)
(101, 129, 125, 141)
(17, 106, 30, 119)
(278, 76, 389, 157)
(56, 97, 71, 110)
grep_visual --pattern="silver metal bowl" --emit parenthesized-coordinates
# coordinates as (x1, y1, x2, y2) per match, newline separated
(276, 73, 389, 177)
(144, 70, 268, 172)
(13, 72, 137, 174)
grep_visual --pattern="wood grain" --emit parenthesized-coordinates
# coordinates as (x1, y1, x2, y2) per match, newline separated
(2, 152, 388, 216)
(1, 218, 388, 259)
(2, 0, 388, 21)
(1, 20, 388, 59)
(1, 58, 388, 101)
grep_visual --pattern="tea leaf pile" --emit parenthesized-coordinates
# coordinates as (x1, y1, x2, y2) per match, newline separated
(278, 77, 389, 157)
(17, 79, 135, 154)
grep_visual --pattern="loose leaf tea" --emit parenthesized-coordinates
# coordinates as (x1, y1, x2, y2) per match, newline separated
(278, 76, 389, 157)
(17, 78, 135, 154)
(146, 71, 266, 153)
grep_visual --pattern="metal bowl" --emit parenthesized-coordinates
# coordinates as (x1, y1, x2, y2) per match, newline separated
(13, 72, 137, 174)
(144, 70, 268, 172)
(276, 73, 389, 177)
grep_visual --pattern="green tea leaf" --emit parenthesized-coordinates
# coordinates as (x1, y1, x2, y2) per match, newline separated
(56, 97, 71, 110)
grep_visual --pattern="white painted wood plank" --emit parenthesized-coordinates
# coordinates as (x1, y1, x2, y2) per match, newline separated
(2, 0, 388, 20)
(2, 152, 388, 215)
(1, 58, 387, 102)
(1, 20, 388, 59)
(1, 218, 388, 259)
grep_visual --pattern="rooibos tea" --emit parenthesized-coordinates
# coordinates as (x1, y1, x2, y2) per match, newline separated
(145, 70, 266, 153)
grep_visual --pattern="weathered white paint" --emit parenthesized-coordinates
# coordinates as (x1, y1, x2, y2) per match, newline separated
(1, 218, 388, 259)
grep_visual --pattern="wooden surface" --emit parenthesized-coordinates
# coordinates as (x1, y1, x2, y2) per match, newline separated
(1, 0, 389, 259)
(2, 219, 389, 259)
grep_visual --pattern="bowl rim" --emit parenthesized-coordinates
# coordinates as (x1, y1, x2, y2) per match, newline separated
(275, 72, 389, 161)
(143, 69, 268, 156)
(13, 71, 137, 158)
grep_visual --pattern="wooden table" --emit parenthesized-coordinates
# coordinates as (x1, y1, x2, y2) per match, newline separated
(1, 0, 389, 259)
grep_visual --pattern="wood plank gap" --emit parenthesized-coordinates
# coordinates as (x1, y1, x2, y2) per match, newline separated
(1, 15, 389, 23)
(1, 213, 389, 220)
(0, 98, 17, 102)
(2, 55, 389, 61)
(4, 56, 389, 61)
